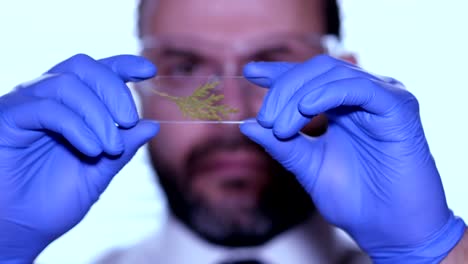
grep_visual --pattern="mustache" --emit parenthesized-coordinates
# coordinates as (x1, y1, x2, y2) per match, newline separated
(185, 134, 266, 176)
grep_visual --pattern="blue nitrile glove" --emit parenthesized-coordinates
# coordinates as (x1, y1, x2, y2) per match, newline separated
(240, 55, 466, 263)
(0, 54, 159, 264)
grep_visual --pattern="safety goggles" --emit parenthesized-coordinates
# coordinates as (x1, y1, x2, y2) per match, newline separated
(140, 32, 341, 77)
(136, 33, 343, 123)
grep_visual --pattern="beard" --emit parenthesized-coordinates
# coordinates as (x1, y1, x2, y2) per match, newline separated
(149, 134, 315, 247)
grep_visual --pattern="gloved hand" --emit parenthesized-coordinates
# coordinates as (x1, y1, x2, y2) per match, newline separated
(241, 55, 466, 263)
(0, 54, 159, 264)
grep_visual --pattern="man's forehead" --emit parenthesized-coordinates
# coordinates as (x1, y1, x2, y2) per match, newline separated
(140, 0, 325, 39)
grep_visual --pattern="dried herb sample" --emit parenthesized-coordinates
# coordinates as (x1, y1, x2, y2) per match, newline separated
(151, 80, 239, 121)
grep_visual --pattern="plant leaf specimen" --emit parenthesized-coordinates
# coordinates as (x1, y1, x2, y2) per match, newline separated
(151, 80, 239, 121)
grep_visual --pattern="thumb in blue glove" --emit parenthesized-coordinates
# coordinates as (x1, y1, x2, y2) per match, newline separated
(241, 55, 466, 263)
(0, 54, 159, 264)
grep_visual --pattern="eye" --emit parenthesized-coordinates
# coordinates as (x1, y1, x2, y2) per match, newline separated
(251, 47, 291, 62)
(250, 45, 315, 62)
(251, 52, 275, 62)
(169, 58, 201, 76)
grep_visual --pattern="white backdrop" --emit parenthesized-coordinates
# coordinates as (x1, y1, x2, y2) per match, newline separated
(0, 1, 467, 263)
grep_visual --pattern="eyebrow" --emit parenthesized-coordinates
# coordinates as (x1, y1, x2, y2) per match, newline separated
(150, 43, 293, 60)
(250, 45, 290, 56)
(159, 47, 201, 59)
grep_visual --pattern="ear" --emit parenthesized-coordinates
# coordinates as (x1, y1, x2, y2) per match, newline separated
(338, 53, 358, 65)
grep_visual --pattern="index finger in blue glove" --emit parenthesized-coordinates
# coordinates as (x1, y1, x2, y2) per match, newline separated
(298, 77, 416, 119)
(19, 73, 124, 155)
(0, 94, 103, 156)
(272, 72, 413, 139)
(245, 55, 355, 128)
(47, 54, 154, 128)
(271, 65, 377, 139)
(243, 61, 296, 87)
(98, 55, 157, 82)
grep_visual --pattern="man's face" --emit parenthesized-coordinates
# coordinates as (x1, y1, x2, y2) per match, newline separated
(138, 0, 326, 246)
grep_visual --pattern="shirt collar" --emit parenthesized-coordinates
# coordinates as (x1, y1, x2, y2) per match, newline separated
(144, 213, 350, 264)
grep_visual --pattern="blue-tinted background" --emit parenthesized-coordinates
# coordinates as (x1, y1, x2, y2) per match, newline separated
(0, 0, 467, 263)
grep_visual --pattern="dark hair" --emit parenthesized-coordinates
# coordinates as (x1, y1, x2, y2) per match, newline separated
(325, 0, 341, 38)
(138, 0, 341, 38)
(138, 0, 340, 38)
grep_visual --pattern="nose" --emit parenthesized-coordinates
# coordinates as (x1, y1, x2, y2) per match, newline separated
(220, 77, 264, 121)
